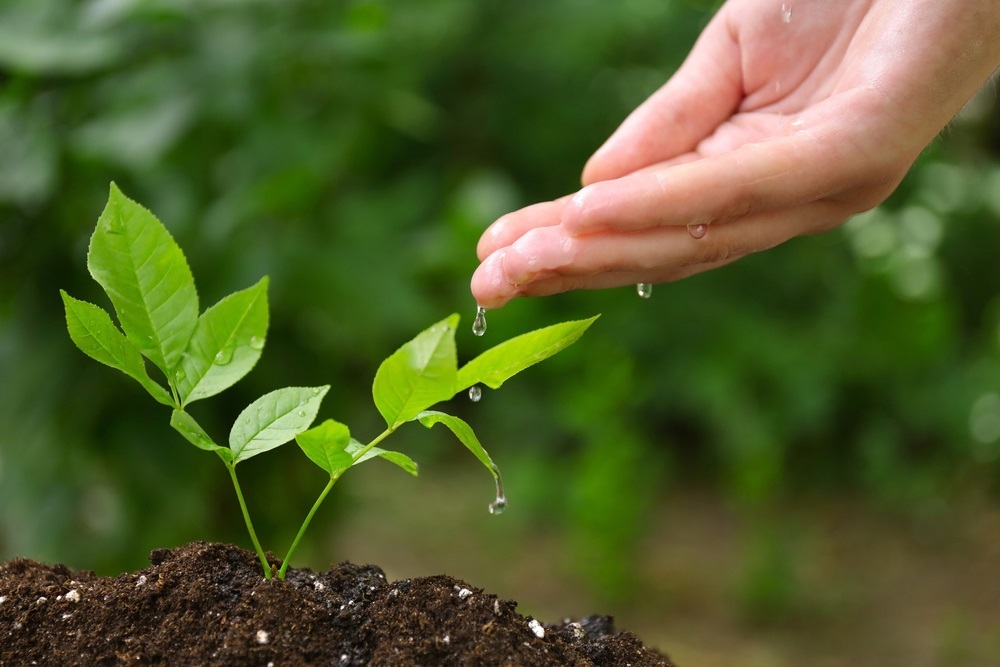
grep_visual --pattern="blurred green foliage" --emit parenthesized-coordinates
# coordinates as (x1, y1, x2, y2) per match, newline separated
(1, 0, 999, 612)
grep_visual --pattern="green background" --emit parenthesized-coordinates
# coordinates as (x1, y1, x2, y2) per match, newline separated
(2, 1, 999, 663)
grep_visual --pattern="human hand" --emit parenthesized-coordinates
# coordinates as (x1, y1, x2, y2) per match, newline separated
(471, 0, 1000, 309)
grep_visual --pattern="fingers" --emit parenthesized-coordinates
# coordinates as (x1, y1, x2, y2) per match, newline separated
(470, 198, 848, 309)
(581, 12, 742, 185)
(476, 198, 568, 261)
(567, 130, 837, 236)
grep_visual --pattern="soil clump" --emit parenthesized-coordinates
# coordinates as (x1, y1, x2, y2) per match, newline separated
(0, 542, 673, 666)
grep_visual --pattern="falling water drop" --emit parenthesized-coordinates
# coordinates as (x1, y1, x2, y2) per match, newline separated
(469, 385, 482, 402)
(781, 3, 792, 23)
(489, 464, 507, 515)
(636, 283, 653, 299)
(687, 223, 708, 239)
(213, 348, 234, 365)
(249, 336, 265, 351)
(472, 306, 487, 337)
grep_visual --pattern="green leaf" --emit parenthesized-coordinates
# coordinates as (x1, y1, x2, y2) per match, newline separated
(346, 439, 418, 476)
(170, 410, 232, 463)
(417, 410, 497, 480)
(87, 183, 198, 378)
(229, 386, 329, 464)
(372, 314, 459, 429)
(456, 315, 599, 391)
(61, 291, 174, 407)
(296, 419, 353, 475)
(175, 277, 269, 406)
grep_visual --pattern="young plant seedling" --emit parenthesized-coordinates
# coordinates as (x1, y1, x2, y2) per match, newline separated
(62, 184, 597, 579)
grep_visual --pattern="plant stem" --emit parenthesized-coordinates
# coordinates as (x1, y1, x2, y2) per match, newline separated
(277, 471, 341, 579)
(350, 427, 394, 463)
(276, 427, 395, 579)
(226, 462, 272, 579)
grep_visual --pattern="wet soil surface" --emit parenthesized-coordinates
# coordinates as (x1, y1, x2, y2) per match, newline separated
(0, 542, 673, 666)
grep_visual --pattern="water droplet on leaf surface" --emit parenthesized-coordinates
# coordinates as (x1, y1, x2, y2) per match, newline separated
(249, 336, 265, 350)
(174, 369, 186, 381)
(214, 348, 234, 365)
(636, 283, 653, 299)
(468, 385, 482, 402)
(472, 306, 487, 337)
(688, 223, 707, 239)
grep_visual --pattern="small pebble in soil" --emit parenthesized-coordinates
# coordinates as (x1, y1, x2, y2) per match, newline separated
(136, 575, 147, 587)
(64, 589, 80, 603)
(568, 622, 586, 640)
(256, 630, 269, 645)
(36, 597, 47, 604)
(313, 580, 325, 591)
(0, 596, 6, 604)
(528, 619, 545, 639)
(456, 586, 473, 600)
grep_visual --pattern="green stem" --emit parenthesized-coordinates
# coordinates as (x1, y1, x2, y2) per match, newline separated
(276, 427, 395, 579)
(277, 471, 341, 579)
(226, 462, 272, 579)
(350, 427, 394, 463)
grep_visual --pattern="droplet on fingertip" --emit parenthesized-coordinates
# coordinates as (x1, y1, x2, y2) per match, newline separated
(472, 306, 487, 336)
(688, 223, 708, 240)
(636, 283, 653, 299)
(781, 3, 792, 23)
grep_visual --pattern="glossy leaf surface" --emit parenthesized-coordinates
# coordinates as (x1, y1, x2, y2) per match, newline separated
(86, 183, 198, 376)
(296, 419, 353, 474)
(456, 316, 599, 391)
(61, 291, 174, 406)
(229, 386, 329, 463)
(372, 314, 459, 429)
(175, 277, 269, 406)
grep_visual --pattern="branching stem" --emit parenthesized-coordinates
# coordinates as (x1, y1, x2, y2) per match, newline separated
(276, 426, 395, 579)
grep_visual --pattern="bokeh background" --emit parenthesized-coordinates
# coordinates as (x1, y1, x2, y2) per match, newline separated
(2, 1, 1000, 664)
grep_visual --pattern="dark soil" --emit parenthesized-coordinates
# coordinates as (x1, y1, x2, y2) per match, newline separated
(0, 542, 674, 666)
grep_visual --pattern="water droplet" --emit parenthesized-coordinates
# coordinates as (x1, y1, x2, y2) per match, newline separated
(297, 410, 307, 417)
(174, 369, 186, 381)
(214, 348, 234, 365)
(468, 385, 482, 402)
(636, 283, 653, 299)
(249, 336, 265, 351)
(781, 3, 792, 23)
(472, 306, 487, 337)
(688, 223, 708, 239)
(488, 464, 507, 515)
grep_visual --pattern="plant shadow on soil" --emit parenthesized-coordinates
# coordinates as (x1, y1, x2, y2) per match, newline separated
(0, 542, 673, 666)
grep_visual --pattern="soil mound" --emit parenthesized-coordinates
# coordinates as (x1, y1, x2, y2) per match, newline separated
(0, 542, 673, 666)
